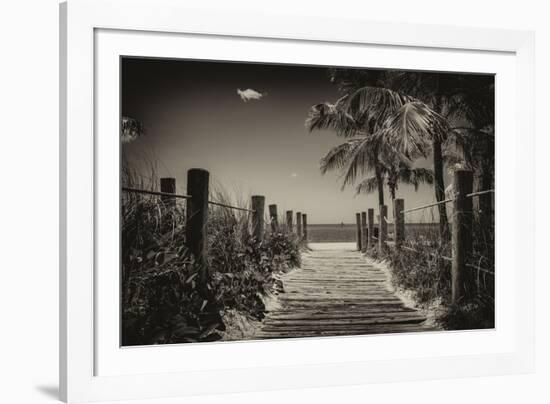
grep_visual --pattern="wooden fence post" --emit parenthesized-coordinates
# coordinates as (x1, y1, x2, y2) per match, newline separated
(269, 204, 278, 232)
(452, 169, 474, 304)
(394, 198, 405, 247)
(160, 177, 176, 209)
(367, 208, 374, 250)
(251, 196, 266, 241)
(379, 205, 387, 252)
(355, 213, 362, 251)
(185, 169, 209, 292)
(302, 213, 308, 241)
(361, 211, 367, 252)
(296, 212, 302, 238)
(286, 210, 293, 231)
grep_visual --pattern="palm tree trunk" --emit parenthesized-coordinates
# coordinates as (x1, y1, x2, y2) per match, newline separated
(390, 186, 398, 229)
(432, 138, 450, 239)
(479, 167, 493, 235)
(375, 166, 384, 206)
(479, 138, 494, 243)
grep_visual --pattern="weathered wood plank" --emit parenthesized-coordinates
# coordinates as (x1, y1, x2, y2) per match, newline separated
(267, 309, 418, 319)
(263, 317, 427, 329)
(257, 247, 437, 339)
(265, 315, 426, 325)
(256, 324, 439, 339)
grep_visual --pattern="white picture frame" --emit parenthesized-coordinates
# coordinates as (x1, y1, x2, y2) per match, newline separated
(60, 0, 535, 402)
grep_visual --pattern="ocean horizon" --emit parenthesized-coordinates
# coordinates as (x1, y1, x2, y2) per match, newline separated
(306, 223, 438, 242)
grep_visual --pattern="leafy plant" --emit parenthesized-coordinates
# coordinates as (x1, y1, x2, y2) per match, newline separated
(121, 172, 302, 345)
(368, 212, 494, 330)
(207, 199, 301, 321)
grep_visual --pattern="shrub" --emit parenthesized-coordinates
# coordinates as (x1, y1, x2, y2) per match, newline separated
(368, 218, 494, 330)
(120, 191, 224, 346)
(386, 242, 452, 305)
(121, 180, 302, 345)
(207, 202, 301, 320)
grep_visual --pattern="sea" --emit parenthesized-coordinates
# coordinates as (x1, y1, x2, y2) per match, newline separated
(306, 223, 439, 243)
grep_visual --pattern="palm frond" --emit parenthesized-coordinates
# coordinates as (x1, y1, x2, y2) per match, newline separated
(343, 86, 416, 132)
(382, 101, 450, 159)
(339, 135, 382, 188)
(305, 96, 359, 137)
(319, 138, 364, 175)
(355, 176, 379, 196)
(400, 167, 435, 191)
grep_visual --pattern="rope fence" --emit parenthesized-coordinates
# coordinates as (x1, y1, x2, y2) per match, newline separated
(401, 245, 493, 275)
(355, 170, 494, 303)
(397, 186, 494, 274)
(207, 200, 255, 213)
(122, 185, 254, 213)
(466, 189, 494, 198)
(399, 189, 494, 215)
(400, 198, 454, 214)
(122, 186, 191, 200)
(122, 169, 309, 292)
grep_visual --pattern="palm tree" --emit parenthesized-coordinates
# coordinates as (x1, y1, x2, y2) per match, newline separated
(307, 72, 429, 206)
(361, 163, 434, 201)
(306, 71, 401, 206)
(308, 69, 494, 243)
(443, 77, 495, 234)
(306, 92, 380, 204)
(378, 71, 494, 237)
(315, 132, 388, 206)
(326, 69, 461, 238)
(307, 70, 448, 218)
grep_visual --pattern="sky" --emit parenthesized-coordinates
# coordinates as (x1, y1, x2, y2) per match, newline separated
(121, 57, 448, 224)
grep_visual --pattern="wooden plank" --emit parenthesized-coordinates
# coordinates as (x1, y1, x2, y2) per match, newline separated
(266, 311, 427, 320)
(185, 169, 209, 293)
(268, 204, 278, 232)
(257, 247, 438, 339)
(266, 315, 426, 325)
(278, 296, 401, 301)
(283, 289, 391, 294)
(251, 195, 265, 240)
(263, 317, 427, 329)
(256, 324, 438, 339)
(278, 303, 409, 310)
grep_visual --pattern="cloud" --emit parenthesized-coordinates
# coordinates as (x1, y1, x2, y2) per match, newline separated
(290, 173, 298, 178)
(237, 88, 266, 102)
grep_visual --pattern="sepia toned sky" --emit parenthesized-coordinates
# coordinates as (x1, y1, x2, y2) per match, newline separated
(121, 57, 446, 224)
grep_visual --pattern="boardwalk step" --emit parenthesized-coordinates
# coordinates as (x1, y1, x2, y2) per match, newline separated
(257, 247, 436, 339)
(256, 324, 439, 339)
(268, 310, 419, 320)
(265, 317, 427, 327)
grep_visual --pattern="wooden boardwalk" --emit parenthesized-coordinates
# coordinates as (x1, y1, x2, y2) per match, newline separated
(257, 244, 437, 339)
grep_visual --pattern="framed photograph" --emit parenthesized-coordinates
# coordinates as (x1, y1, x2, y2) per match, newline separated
(60, 0, 535, 402)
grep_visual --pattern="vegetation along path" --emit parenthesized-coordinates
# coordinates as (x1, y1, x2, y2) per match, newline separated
(257, 243, 437, 339)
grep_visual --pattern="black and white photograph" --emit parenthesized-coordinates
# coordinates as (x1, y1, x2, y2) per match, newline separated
(5, 0, 548, 402)
(120, 57, 495, 346)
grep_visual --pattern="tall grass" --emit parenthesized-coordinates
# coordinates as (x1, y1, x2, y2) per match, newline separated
(207, 188, 301, 320)
(121, 166, 302, 346)
(368, 206, 494, 330)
